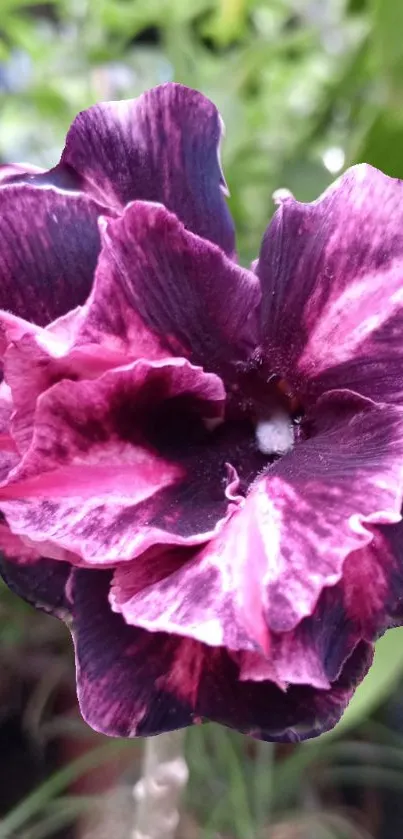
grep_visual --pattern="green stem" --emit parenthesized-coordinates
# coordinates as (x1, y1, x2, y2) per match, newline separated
(0, 741, 134, 838)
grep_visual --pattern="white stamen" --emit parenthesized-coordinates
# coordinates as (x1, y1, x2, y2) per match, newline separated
(255, 411, 294, 456)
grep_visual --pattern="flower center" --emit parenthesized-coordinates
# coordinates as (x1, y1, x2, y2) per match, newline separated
(228, 365, 303, 464)
(139, 365, 304, 536)
(255, 410, 294, 456)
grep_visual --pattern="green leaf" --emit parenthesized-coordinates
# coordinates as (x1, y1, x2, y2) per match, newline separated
(203, 0, 249, 46)
(353, 108, 403, 178)
(320, 764, 403, 791)
(273, 629, 403, 809)
(0, 741, 137, 838)
(371, 0, 403, 94)
(19, 797, 101, 839)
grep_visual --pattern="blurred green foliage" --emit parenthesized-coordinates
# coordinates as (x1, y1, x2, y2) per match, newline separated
(0, 0, 400, 264)
(1, 1, 403, 837)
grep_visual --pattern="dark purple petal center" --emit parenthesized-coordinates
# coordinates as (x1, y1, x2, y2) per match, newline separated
(111, 385, 270, 534)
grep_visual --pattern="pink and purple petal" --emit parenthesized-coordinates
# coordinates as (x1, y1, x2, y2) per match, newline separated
(77, 201, 259, 371)
(130, 391, 403, 651)
(110, 544, 364, 690)
(57, 83, 235, 255)
(71, 568, 194, 736)
(0, 185, 102, 324)
(256, 165, 403, 404)
(0, 551, 71, 617)
(247, 391, 403, 634)
(71, 567, 372, 740)
(0, 162, 44, 184)
(0, 386, 19, 479)
(1, 315, 125, 455)
(197, 638, 372, 742)
(337, 518, 403, 641)
(0, 359, 262, 563)
(0, 518, 40, 564)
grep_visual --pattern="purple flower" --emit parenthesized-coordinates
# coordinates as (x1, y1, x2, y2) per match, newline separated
(0, 83, 402, 742)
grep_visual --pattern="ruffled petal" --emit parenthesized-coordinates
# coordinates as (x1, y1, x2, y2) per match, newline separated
(1, 312, 123, 455)
(72, 567, 372, 740)
(256, 165, 403, 404)
(71, 568, 194, 737)
(0, 517, 40, 563)
(0, 385, 19, 478)
(58, 83, 235, 255)
(111, 545, 363, 690)
(113, 391, 403, 653)
(0, 383, 72, 618)
(0, 359, 262, 564)
(243, 392, 403, 635)
(197, 638, 372, 742)
(77, 201, 259, 373)
(0, 185, 102, 324)
(337, 519, 403, 640)
(109, 544, 251, 652)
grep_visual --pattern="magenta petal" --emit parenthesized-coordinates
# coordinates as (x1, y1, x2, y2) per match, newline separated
(0, 388, 19, 479)
(110, 546, 255, 652)
(254, 392, 403, 633)
(146, 391, 403, 647)
(0, 359, 235, 563)
(0, 553, 71, 617)
(72, 567, 372, 740)
(78, 201, 259, 371)
(71, 569, 194, 736)
(339, 519, 403, 640)
(257, 165, 403, 404)
(110, 543, 362, 690)
(0, 163, 44, 184)
(58, 83, 235, 255)
(0, 517, 40, 563)
(197, 639, 372, 741)
(0, 185, 102, 324)
(237, 583, 368, 690)
(2, 317, 121, 455)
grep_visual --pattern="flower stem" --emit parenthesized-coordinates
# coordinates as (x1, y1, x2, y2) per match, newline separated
(254, 741, 275, 837)
(132, 730, 188, 839)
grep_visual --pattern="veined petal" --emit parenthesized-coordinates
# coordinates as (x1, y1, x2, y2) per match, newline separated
(76, 201, 259, 372)
(2, 319, 125, 455)
(0, 185, 102, 324)
(198, 638, 372, 742)
(110, 543, 362, 690)
(72, 569, 194, 737)
(248, 392, 403, 634)
(257, 165, 403, 404)
(58, 83, 235, 255)
(337, 519, 403, 641)
(0, 359, 248, 564)
(115, 392, 403, 655)
(109, 544, 255, 654)
(72, 567, 372, 741)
